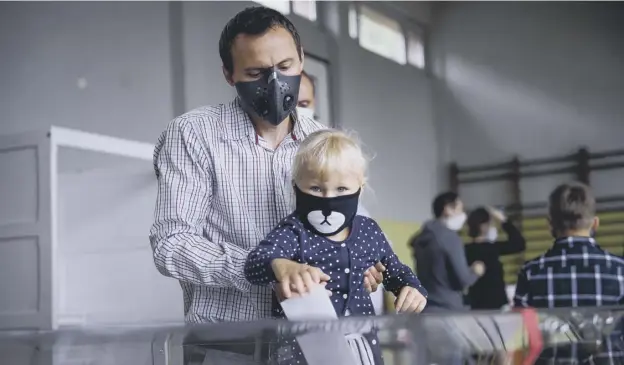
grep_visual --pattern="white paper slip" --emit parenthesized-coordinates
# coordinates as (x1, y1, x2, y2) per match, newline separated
(280, 284, 358, 365)
(279, 284, 338, 321)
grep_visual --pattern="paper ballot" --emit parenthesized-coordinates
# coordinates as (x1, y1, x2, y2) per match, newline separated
(280, 285, 358, 365)
(280, 284, 338, 321)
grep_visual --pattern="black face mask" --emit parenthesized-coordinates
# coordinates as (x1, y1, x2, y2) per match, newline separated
(235, 68, 301, 126)
(294, 185, 360, 237)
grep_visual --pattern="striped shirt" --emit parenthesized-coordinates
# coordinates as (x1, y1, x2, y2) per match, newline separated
(149, 98, 326, 323)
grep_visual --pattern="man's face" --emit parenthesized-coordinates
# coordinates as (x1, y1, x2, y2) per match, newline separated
(445, 199, 464, 217)
(224, 26, 303, 85)
(297, 75, 315, 110)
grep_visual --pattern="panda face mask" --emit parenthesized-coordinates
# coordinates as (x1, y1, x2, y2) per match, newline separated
(294, 185, 360, 237)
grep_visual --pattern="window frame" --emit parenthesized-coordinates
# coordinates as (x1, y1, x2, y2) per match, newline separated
(291, 0, 318, 22)
(348, 2, 428, 71)
(252, 0, 319, 22)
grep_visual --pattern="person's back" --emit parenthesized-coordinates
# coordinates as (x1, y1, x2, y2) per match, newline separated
(514, 182, 624, 364)
(411, 192, 483, 312)
(515, 237, 624, 308)
(412, 221, 463, 310)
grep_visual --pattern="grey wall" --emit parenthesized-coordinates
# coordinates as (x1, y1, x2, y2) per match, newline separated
(337, 35, 436, 222)
(0, 1, 437, 219)
(0, 2, 173, 143)
(430, 2, 624, 206)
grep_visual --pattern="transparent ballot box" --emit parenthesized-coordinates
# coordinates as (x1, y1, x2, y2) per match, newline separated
(0, 307, 622, 365)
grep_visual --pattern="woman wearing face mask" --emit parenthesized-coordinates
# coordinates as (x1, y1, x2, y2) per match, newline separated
(464, 206, 526, 310)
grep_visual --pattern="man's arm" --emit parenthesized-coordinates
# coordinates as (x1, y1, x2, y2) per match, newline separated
(496, 221, 527, 255)
(149, 118, 250, 292)
(244, 222, 299, 285)
(443, 234, 480, 290)
(513, 267, 530, 308)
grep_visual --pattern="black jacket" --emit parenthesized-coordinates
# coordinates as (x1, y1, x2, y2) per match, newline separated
(464, 221, 526, 310)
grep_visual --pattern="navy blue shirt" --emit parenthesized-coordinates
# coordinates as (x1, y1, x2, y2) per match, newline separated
(514, 236, 624, 365)
(245, 214, 427, 317)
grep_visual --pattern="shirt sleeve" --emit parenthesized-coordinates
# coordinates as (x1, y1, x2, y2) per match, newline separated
(371, 222, 428, 298)
(444, 234, 480, 290)
(496, 221, 527, 255)
(513, 266, 531, 307)
(244, 222, 300, 285)
(149, 118, 251, 292)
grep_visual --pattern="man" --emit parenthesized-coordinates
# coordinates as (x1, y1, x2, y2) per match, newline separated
(150, 5, 388, 336)
(410, 192, 485, 312)
(514, 182, 624, 364)
(296, 70, 316, 119)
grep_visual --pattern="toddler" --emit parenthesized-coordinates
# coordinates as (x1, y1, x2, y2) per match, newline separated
(244, 129, 428, 365)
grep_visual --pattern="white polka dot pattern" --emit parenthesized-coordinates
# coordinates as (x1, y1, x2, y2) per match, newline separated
(245, 214, 428, 364)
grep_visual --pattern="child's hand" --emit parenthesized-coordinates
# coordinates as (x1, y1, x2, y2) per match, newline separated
(271, 258, 330, 299)
(395, 286, 427, 313)
(364, 262, 386, 293)
(274, 281, 332, 302)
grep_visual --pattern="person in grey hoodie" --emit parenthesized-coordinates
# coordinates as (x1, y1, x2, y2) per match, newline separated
(410, 192, 485, 312)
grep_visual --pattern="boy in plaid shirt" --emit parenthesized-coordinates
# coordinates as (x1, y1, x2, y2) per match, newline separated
(514, 182, 624, 364)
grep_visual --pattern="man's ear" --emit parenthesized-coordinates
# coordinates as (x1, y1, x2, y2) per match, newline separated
(299, 47, 305, 71)
(223, 66, 235, 86)
(592, 216, 600, 231)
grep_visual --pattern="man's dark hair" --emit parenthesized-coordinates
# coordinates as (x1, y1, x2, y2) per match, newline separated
(467, 207, 490, 238)
(301, 70, 316, 96)
(219, 6, 303, 74)
(548, 182, 595, 232)
(432, 192, 459, 218)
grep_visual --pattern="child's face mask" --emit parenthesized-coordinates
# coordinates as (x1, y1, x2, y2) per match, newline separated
(294, 185, 360, 237)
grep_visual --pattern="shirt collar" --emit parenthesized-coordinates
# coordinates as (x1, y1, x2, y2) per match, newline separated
(553, 236, 596, 248)
(221, 97, 319, 142)
(221, 98, 256, 141)
(291, 108, 320, 141)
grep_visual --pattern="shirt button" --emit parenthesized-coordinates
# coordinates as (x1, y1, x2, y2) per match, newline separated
(372, 339, 377, 345)
(343, 294, 348, 299)
(344, 268, 350, 274)
(341, 243, 346, 247)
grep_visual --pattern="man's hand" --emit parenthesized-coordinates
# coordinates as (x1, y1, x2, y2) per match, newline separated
(271, 258, 330, 299)
(364, 262, 386, 293)
(471, 261, 486, 277)
(395, 287, 427, 313)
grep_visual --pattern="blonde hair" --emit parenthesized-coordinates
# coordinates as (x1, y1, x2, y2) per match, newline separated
(293, 129, 368, 184)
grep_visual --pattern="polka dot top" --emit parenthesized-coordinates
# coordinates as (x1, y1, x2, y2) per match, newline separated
(245, 214, 428, 318)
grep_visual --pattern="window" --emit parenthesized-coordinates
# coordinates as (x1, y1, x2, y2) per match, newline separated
(407, 31, 425, 69)
(348, 4, 359, 39)
(357, 6, 406, 65)
(253, 1, 318, 21)
(348, 4, 426, 69)
(292, 0, 317, 21)
(253, 0, 290, 14)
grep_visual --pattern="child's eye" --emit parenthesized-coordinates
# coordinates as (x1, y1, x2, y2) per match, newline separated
(310, 186, 321, 192)
(337, 187, 349, 192)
